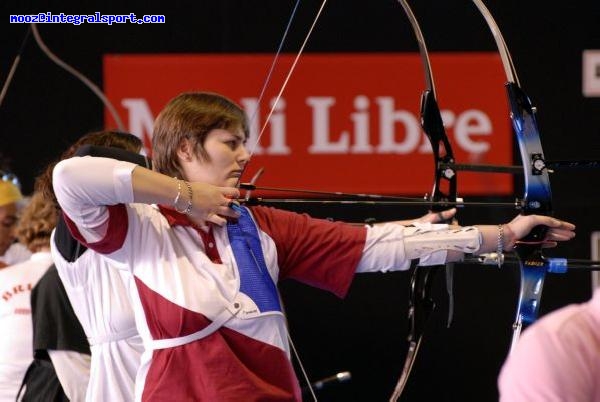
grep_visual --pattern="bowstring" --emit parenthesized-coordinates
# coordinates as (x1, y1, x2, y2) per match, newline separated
(245, 0, 329, 162)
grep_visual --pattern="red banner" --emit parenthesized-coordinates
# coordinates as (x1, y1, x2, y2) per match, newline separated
(104, 53, 512, 196)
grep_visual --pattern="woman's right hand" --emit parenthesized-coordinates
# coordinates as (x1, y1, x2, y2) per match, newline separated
(188, 182, 240, 226)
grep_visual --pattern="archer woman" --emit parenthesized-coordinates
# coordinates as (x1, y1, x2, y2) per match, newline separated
(53, 91, 575, 402)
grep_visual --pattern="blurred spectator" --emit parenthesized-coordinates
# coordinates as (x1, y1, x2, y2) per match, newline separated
(0, 171, 30, 268)
(0, 190, 56, 401)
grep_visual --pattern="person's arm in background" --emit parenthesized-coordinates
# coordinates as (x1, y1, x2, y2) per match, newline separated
(498, 299, 600, 401)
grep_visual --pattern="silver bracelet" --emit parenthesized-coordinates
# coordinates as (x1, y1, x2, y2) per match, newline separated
(173, 178, 193, 215)
(497, 224, 504, 268)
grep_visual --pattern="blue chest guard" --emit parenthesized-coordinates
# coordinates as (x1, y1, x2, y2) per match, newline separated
(227, 206, 282, 314)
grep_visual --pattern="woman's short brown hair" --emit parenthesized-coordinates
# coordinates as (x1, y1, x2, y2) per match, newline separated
(152, 92, 249, 178)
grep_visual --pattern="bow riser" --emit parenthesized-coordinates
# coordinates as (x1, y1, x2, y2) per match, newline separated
(507, 83, 553, 219)
(506, 82, 553, 327)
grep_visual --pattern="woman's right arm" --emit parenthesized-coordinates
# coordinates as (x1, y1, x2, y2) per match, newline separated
(53, 156, 136, 244)
(53, 156, 240, 244)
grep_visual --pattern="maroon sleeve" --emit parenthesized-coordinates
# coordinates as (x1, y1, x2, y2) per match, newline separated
(61, 204, 129, 254)
(250, 206, 366, 298)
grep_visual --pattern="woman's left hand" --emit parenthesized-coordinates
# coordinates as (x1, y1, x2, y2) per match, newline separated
(504, 215, 576, 250)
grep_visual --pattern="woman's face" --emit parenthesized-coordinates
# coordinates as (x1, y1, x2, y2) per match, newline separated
(180, 128, 249, 187)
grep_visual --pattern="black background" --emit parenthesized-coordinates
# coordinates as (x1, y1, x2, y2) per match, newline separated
(3, 1, 600, 401)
